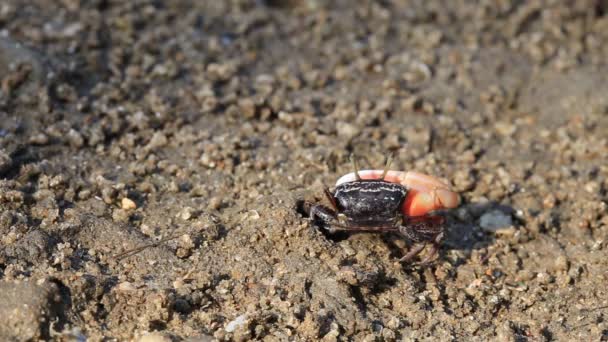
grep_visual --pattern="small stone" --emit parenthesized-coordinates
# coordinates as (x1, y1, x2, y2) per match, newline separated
(67, 129, 84, 147)
(401, 96, 422, 111)
(383, 134, 400, 149)
(179, 234, 194, 250)
(0, 210, 14, 230)
(557, 274, 572, 287)
(421, 101, 435, 114)
(225, 314, 248, 333)
(101, 187, 117, 204)
(112, 209, 130, 222)
(494, 122, 517, 136)
(238, 98, 257, 118)
(207, 62, 236, 81)
(121, 197, 137, 210)
(341, 244, 356, 256)
(246, 210, 260, 220)
(200, 153, 215, 168)
(542, 194, 556, 209)
(516, 269, 535, 282)
(179, 207, 195, 220)
(536, 272, 554, 285)
(117, 281, 137, 292)
(29, 133, 49, 145)
(182, 335, 214, 342)
(553, 255, 569, 272)
(201, 96, 218, 113)
(584, 181, 600, 194)
(140, 224, 155, 236)
(382, 328, 396, 340)
(138, 333, 171, 342)
(336, 267, 358, 285)
(442, 97, 459, 114)
(208, 197, 222, 210)
(77, 189, 92, 200)
(147, 132, 168, 150)
(336, 122, 359, 140)
(403, 62, 432, 83)
(387, 316, 401, 330)
(479, 210, 513, 232)
(167, 181, 180, 193)
(453, 169, 476, 191)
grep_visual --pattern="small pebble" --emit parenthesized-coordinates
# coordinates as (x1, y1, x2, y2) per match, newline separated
(179, 207, 195, 220)
(553, 255, 569, 272)
(67, 129, 84, 147)
(208, 197, 222, 210)
(112, 209, 130, 222)
(117, 282, 137, 292)
(336, 122, 359, 140)
(29, 133, 50, 145)
(225, 314, 248, 333)
(121, 197, 137, 210)
(494, 122, 517, 136)
(238, 98, 257, 118)
(401, 96, 422, 111)
(147, 131, 168, 150)
(479, 210, 513, 232)
(542, 194, 556, 209)
(138, 333, 171, 342)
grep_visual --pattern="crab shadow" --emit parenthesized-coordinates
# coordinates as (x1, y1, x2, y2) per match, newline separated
(431, 200, 519, 267)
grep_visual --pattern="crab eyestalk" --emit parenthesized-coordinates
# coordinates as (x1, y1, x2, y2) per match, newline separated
(381, 154, 393, 180)
(349, 154, 362, 180)
(335, 170, 460, 216)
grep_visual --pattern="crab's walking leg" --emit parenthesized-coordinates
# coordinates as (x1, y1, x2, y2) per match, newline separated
(397, 215, 444, 263)
(318, 224, 399, 233)
(323, 187, 338, 211)
(350, 154, 362, 180)
(402, 214, 445, 238)
(420, 232, 444, 264)
(309, 204, 338, 233)
(399, 243, 426, 262)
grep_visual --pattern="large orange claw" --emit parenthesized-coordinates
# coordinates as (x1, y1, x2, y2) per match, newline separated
(335, 170, 459, 217)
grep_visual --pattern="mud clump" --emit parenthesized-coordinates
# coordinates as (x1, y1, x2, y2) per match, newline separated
(0, 280, 63, 341)
(1, 1, 608, 340)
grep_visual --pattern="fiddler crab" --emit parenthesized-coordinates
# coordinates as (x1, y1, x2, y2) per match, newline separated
(305, 155, 459, 264)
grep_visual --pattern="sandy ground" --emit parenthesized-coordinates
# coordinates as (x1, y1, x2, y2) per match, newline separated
(1, 1, 608, 341)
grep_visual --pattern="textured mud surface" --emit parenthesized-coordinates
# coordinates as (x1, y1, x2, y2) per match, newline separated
(1, 1, 608, 341)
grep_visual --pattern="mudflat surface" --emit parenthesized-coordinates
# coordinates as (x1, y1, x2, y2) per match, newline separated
(1, 1, 608, 341)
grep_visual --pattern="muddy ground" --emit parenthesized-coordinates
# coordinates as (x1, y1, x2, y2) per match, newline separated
(1, 1, 608, 341)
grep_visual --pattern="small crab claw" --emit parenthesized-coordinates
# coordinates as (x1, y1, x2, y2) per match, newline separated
(336, 170, 460, 216)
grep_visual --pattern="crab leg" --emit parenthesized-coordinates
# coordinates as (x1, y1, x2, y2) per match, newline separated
(336, 170, 459, 216)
